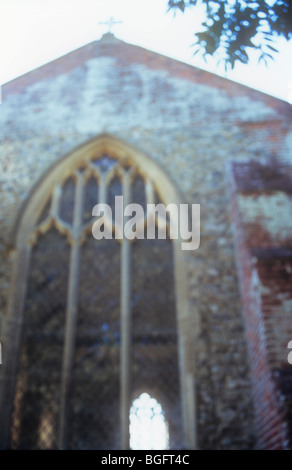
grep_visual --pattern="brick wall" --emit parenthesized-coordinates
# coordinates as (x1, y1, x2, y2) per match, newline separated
(228, 160, 292, 449)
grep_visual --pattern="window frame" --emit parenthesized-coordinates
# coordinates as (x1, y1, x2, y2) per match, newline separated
(0, 133, 197, 450)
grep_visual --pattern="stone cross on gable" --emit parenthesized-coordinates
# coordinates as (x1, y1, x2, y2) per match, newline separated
(99, 16, 123, 34)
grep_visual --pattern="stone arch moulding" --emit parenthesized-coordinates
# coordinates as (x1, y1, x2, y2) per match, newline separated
(0, 133, 197, 450)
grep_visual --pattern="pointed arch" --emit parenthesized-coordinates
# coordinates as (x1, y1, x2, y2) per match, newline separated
(12, 133, 186, 243)
(129, 392, 169, 450)
(0, 133, 196, 450)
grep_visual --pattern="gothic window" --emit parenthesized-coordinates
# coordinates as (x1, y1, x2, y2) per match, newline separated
(0, 135, 195, 450)
(130, 393, 169, 450)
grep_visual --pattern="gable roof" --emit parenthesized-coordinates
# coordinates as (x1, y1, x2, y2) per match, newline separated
(3, 33, 292, 118)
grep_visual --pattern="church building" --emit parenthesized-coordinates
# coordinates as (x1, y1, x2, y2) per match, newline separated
(0, 31, 291, 450)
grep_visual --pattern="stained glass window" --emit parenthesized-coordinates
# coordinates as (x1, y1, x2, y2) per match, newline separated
(0, 136, 195, 450)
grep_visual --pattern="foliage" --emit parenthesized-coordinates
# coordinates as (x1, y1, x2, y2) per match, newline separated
(168, 0, 292, 68)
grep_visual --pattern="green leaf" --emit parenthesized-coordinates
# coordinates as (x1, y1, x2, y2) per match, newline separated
(266, 44, 278, 52)
(167, 0, 292, 66)
(177, 1, 186, 12)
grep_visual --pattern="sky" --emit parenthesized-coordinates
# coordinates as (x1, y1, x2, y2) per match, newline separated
(0, 0, 292, 103)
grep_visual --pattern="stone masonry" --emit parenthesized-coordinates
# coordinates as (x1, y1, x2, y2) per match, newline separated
(0, 33, 292, 449)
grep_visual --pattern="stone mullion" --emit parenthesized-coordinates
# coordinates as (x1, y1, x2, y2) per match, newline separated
(58, 172, 83, 450)
(120, 171, 132, 450)
(99, 171, 107, 205)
